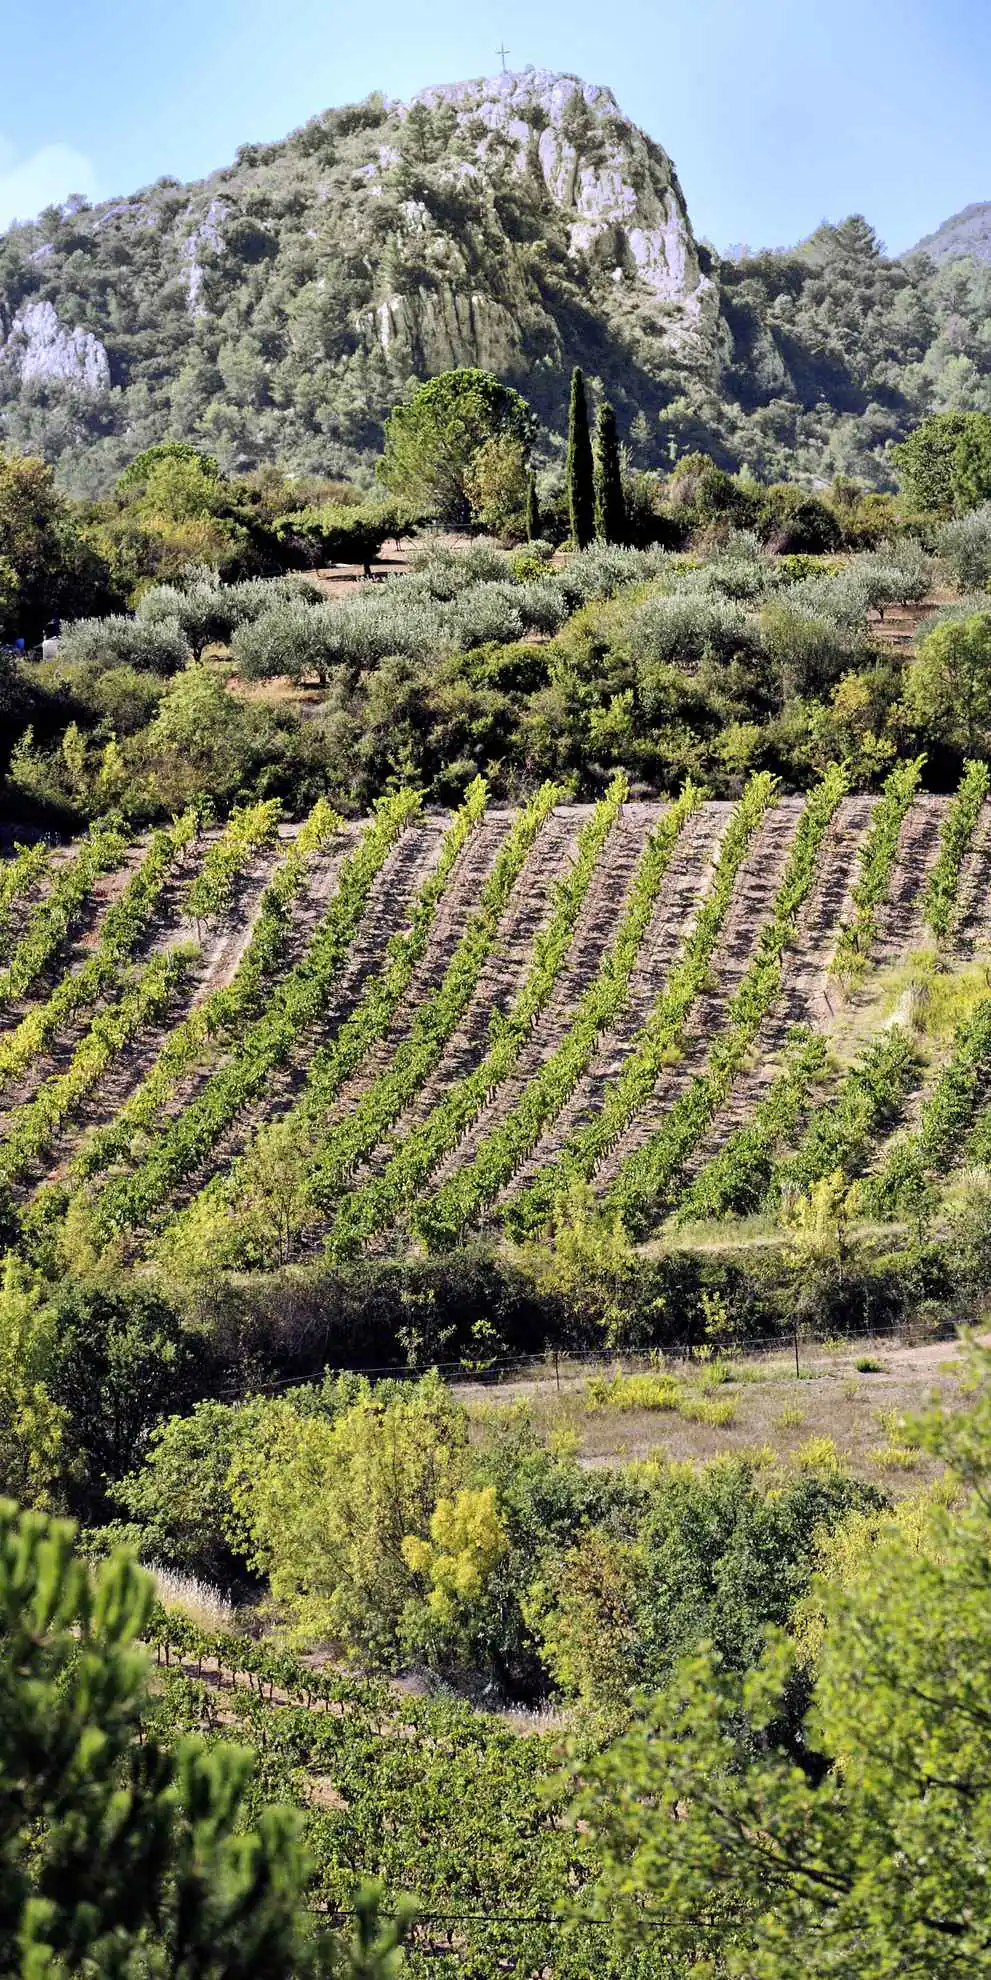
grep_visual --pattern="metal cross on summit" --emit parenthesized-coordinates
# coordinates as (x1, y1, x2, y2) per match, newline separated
(497, 43, 510, 70)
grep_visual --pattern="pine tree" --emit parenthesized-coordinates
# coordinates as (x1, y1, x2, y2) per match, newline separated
(525, 471, 540, 543)
(593, 400, 626, 544)
(566, 368, 595, 549)
(0, 1502, 410, 1978)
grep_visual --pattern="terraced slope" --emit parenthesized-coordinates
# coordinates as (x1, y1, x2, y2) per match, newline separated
(5, 773, 991, 1271)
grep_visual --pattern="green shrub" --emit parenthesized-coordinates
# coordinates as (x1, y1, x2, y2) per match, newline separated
(58, 613, 191, 676)
(940, 504, 991, 589)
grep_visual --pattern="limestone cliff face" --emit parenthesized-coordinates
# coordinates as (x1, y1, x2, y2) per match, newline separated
(0, 300, 110, 393)
(414, 71, 712, 322)
(359, 69, 721, 377)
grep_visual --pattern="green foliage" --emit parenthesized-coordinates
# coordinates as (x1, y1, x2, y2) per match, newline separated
(831, 756, 924, 982)
(0, 808, 196, 1096)
(501, 773, 780, 1244)
(273, 504, 391, 570)
(0, 1499, 399, 1978)
(571, 1354, 991, 1974)
(924, 757, 990, 941)
(593, 400, 626, 545)
(0, 451, 115, 641)
(939, 501, 991, 587)
(607, 765, 849, 1235)
(530, 1459, 882, 1712)
(0, 814, 129, 1007)
(229, 1371, 471, 1655)
(907, 611, 991, 754)
(40, 798, 342, 1215)
(0, 1255, 65, 1507)
(566, 367, 595, 549)
(463, 434, 529, 536)
(894, 409, 991, 514)
(90, 791, 418, 1244)
(378, 368, 535, 523)
(861, 996, 991, 1215)
(770, 1027, 920, 1202)
(674, 1028, 829, 1223)
(321, 774, 629, 1261)
(414, 781, 706, 1251)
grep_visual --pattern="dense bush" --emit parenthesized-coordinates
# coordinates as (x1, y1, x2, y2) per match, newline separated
(940, 503, 991, 589)
(136, 571, 321, 654)
(57, 612, 192, 677)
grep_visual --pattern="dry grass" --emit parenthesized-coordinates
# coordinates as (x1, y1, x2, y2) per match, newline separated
(459, 1336, 973, 1492)
(150, 1566, 236, 1635)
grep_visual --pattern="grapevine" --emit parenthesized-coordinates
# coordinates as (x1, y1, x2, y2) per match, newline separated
(88, 789, 419, 1238)
(923, 757, 989, 944)
(604, 765, 848, 1236)
(831, 756, 924, 984)
(482, 773, 778, 1251)
(321, 773, 629, 1260)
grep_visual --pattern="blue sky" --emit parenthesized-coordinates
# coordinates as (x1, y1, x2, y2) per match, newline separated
(2, 0, 989, 253)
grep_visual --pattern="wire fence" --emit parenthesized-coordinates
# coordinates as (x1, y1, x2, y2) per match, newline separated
(225, 1312, 953, 1402)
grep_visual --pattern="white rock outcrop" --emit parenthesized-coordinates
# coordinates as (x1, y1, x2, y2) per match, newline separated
(181, 199, 228, 315)
(406, 70, 717, 348)
(0, 299, 110, 392)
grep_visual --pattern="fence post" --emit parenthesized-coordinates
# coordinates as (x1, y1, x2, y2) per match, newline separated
(793, 1317, 800, 1382)
(554, 1348, 560, 1395)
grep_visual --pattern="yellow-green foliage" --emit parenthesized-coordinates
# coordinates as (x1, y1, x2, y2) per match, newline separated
(873, 1443, 922, 1472)
(792, 1435, 842, 1471)
(402, 1485, 507, 1622)
(228, 1372, 469, 1654)
(583, 1370, 737, 1427)
(910, 959, 991, 1043)
(0, 1255, 65, 1509)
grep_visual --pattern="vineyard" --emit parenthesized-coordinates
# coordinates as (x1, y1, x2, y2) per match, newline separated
(3, 763, 991, 1272)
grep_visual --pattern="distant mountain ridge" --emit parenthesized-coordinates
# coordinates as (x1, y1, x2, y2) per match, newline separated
(1, 68, 991, 493)
(907, 201, 991, 265)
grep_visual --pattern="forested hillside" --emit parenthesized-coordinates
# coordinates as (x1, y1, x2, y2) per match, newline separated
(3, 67, 991, 492)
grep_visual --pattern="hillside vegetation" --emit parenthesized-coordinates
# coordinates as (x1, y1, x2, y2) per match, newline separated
(3, 67, 991, 491)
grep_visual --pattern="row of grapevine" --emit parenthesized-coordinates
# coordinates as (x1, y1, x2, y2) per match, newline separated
(320, 774, 630, 1260)
(0, 815, 130, 1008)
(402, 782, 712, 1254)
(830, 757, 924, 983)
(16, 801, 341, 1251)
(604, 766, 849, 1236)
(766, 1027, 921, 1204)
(859, 999, 991, 1216)
(0, 809, 198, 1095)
(88, 790, 421, 1237)
(0, 840, 52, 956)
(481, 774, 778, 1249)
(180, 799, 282, 927)
(152, 778, 493, 1265)
(671, 1027, 829, 1225)
(923, 758, 990, 943)
(188, 781, 566, 1263)
(51, 796, 344, 1203)
(0, 947, 197, 1189)
(144, 1618, 587, 1980)
(155, 772, 530, 1267)
(684, 758, 985, 1227)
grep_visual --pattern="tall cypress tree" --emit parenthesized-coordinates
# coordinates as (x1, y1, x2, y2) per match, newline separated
(566, 367, 595, 549)
(594, 400, 626, 544)
(525, 470, 541, 543)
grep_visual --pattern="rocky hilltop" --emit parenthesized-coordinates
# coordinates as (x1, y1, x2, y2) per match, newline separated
(907, 200, 991, 265)
(1, 69, 991, 492)
(0, 69, 727, 492)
